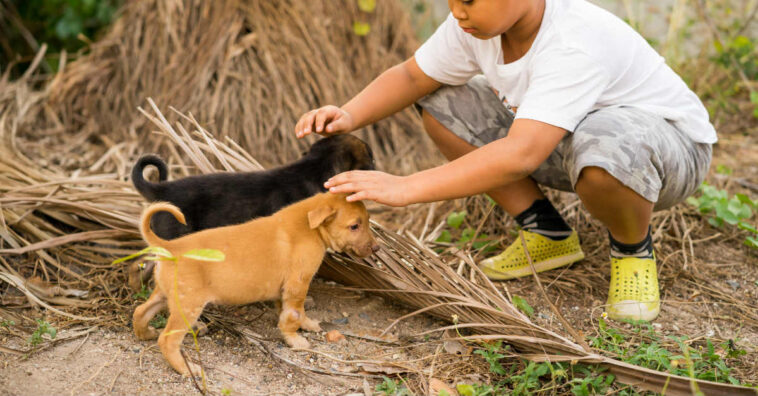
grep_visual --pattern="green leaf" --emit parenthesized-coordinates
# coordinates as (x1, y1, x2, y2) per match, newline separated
(738, 221, 757, 233)
(111, 246, 174, 265)
(735, 193, 757, 208)
(745, 236, 758, 249)
(458, 227, 475, 244)
(357, 0, 376, 12)
(456, 384, 475, 396)
(144, 246, 174, 258)
(512, 295, 534, 317)
(686, 197, 701, 207)
(352, 21, 370, 36)
(447, 211, 467, 229)
(182, 249, 225, 262)
(435, 230, 452, 243)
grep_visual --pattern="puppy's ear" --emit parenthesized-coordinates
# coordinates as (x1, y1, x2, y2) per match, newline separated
(308, 206, 336, 229)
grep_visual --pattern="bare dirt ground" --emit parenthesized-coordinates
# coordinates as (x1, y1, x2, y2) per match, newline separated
(1, 278, 452, 395)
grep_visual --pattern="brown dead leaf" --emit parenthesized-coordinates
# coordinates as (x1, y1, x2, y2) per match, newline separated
(325, 329, 346, 343)
(429, 378, 457, 396)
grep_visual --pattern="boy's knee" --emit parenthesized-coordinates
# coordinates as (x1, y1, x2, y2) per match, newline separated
(576, 166, 619, 190)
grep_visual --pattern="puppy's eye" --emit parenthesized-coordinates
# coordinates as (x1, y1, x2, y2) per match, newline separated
(349, 223, 360, 231)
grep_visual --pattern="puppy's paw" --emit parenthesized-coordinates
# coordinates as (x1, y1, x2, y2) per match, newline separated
(300, 317, 321, 332)
(285, 334, 311, 349)
(191, 322, 209, 337)
(135, 326, 159, 341)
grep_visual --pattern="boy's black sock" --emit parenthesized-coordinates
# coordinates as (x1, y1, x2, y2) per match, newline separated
(514, 199, 573, 241)
(609, 227, 654, 259)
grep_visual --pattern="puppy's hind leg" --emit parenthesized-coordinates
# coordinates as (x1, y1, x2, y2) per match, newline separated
(133, 288, 167, 340)
(158, 299, 205, 376)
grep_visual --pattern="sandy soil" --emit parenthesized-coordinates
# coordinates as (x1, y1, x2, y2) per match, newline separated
(0, 279, 448, 396)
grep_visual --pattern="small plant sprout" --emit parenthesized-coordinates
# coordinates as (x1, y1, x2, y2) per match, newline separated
(29, 319, 57, 347)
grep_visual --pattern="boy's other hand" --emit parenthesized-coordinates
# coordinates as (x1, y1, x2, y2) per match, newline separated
(295, 105, 354, 138)
(324, 170, 412, 207)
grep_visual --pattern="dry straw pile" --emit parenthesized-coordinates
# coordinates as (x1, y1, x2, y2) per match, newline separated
(1, 0, 756, 394)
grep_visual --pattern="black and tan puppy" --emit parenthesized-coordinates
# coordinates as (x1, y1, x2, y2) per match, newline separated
(131, 134, 374, 240)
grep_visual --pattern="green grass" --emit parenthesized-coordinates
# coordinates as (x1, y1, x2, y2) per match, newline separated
(453, 318, 752, 396)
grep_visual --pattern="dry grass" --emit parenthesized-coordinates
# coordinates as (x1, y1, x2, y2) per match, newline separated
(0, 0, 757, 394)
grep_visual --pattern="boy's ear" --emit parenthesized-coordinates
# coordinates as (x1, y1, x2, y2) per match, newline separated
(308, 206, 336, 229)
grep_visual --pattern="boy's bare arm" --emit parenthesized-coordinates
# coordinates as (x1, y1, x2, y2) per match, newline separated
(325, 119, 567, 206)
(295, 57, 441, 138)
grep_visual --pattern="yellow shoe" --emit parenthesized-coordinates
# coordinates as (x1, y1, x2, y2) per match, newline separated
(478, 230, 585, 280)
(606, 255, 660, 322)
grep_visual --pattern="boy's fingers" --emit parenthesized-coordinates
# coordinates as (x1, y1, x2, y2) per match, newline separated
(346, 191, 370, 202)
(325, 170, 369, 188)
(316, 107, 340, 133)
(296, 112, 314, 138)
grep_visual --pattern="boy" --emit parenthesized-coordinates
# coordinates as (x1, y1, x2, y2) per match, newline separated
(294, 0, 715, 321)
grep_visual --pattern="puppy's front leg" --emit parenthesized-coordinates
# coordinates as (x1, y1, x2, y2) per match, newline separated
(299, 308, 321, 333)
(278, 301, 310, 349)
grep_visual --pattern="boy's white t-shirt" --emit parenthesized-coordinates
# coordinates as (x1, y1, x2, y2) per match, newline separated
(414, 0, 717, 144)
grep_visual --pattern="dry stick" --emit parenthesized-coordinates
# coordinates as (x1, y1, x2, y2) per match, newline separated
(108, 368, 124, 393)
(519, 230, 592, 353)
(180, 349, 206, 396)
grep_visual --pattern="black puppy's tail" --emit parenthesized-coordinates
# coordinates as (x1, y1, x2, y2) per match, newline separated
(132, 155, 168, 201)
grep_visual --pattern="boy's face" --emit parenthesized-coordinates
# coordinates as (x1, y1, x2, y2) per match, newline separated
(447, 0, 530, 40)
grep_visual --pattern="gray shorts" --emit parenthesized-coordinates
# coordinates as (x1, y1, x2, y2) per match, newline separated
(416, 76, 713, 211)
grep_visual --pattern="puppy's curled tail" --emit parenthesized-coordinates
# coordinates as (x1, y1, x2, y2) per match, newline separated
(141, 202, 186, 247)
(132, 155, 168, 201)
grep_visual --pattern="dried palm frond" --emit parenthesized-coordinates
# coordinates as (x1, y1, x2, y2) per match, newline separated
(134, 101, 757, 396)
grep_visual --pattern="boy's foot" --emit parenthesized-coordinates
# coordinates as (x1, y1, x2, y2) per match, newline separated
(478, 230, 585, 280)
(606, 255, 660, 321)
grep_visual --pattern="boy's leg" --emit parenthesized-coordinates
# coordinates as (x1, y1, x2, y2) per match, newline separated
(564, 107, 712, 321)
(417, 77, 585, 279)
(575, 167, 652, 244)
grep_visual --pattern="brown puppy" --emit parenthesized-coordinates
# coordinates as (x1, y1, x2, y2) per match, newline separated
(132, 192, 379, 375)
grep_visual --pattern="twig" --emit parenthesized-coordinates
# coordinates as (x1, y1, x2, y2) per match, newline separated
(180, 349, 206, 395)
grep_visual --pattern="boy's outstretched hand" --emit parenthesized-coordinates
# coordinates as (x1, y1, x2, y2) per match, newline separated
(325, 170, 413, 207)
(295, 105, 354, 138)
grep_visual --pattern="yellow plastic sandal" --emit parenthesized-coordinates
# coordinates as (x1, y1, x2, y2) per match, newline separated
(478, 230, 585, 280)
(606, 255, 660, 322)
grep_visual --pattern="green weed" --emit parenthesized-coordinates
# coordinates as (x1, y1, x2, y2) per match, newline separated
(133, 283, 151, 300)
(687, 182, 758, 248)
(511, 295, 534, 318)
(591, 318, 748, 385)
(435, 210, 498, 255)
(375, 376, 411, 396)
(149, 313, 167, 329)
(28, 319, 57, 347)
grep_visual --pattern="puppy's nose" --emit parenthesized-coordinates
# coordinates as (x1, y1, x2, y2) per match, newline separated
(371, 244, 380, 253)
